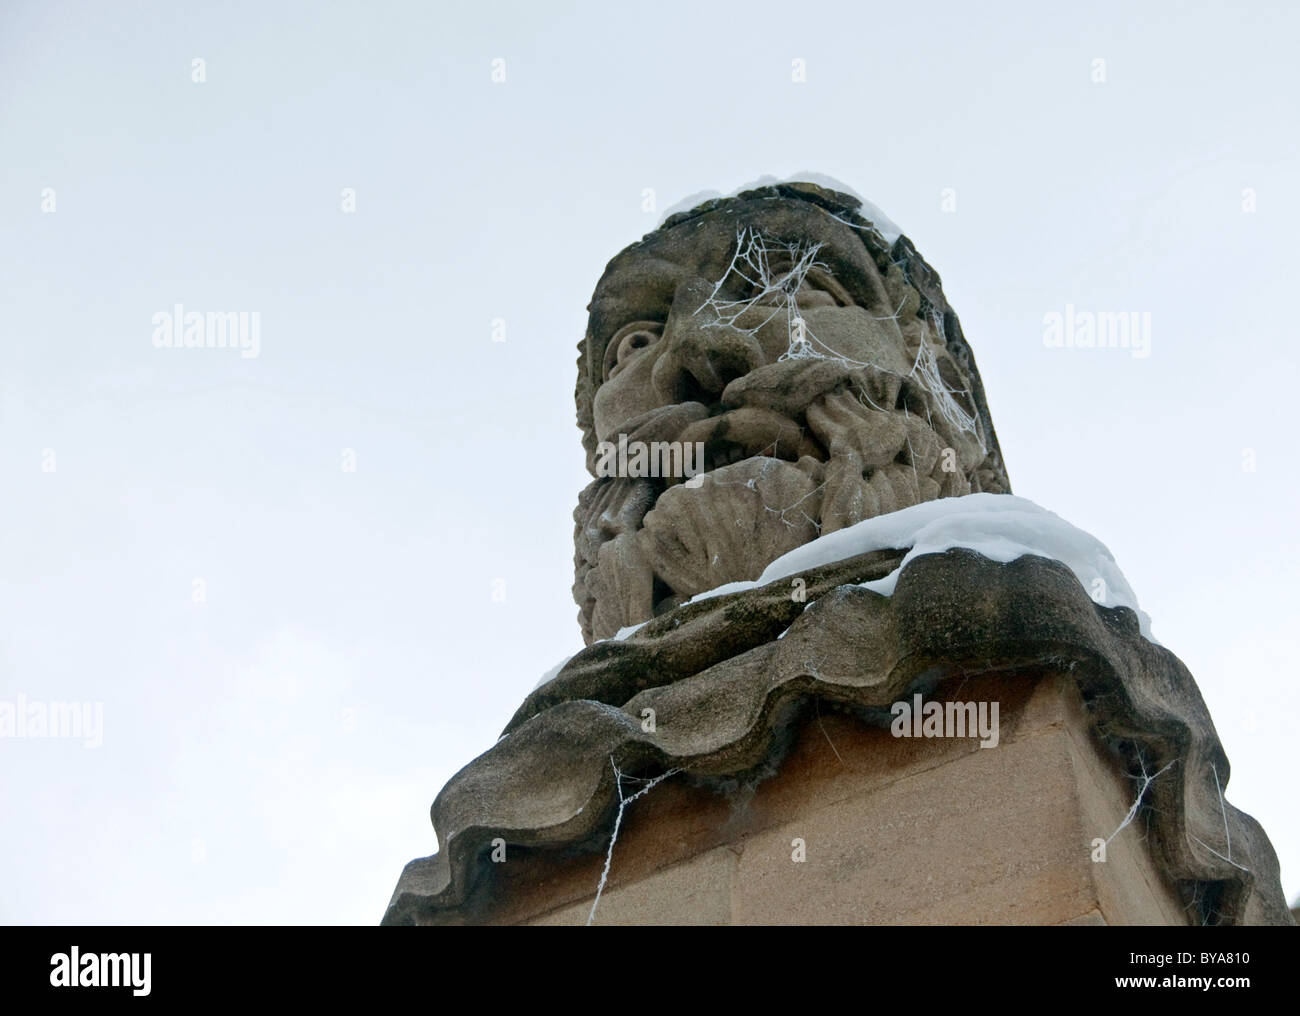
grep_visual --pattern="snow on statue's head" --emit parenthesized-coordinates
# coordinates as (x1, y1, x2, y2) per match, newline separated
(573, 181, 1010, 644)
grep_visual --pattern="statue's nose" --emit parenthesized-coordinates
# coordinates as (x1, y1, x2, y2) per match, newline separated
(652, 279, 765, 405)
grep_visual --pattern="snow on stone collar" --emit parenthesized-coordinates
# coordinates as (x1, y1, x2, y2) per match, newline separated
(613, 493, 1155, 644)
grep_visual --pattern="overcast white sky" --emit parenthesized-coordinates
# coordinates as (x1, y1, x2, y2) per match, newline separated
(2, 0, 1296, 924)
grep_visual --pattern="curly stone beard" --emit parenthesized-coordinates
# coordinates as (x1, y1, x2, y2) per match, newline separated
(574, 330, 1007, 644)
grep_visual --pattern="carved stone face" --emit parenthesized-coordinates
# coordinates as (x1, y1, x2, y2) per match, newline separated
(573, 184, 1009, 643)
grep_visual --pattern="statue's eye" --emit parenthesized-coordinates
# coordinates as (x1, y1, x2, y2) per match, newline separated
(795, 287, 839, 309)
(797, 270, 850, 308)
(604, 323, 664, 380)
(745, 268, 848, 309)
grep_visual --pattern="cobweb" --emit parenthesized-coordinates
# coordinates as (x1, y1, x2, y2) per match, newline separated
(587, 759, 679, 926)
(693, 225, 829, 357)
(909, 310, 981, 438)
(694, 227, 982, 441)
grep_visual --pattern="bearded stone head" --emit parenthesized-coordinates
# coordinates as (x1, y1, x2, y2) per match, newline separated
(573, 181, 1010, 644)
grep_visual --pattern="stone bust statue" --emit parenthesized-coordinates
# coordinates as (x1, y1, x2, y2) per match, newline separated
(384, 181, 1292, 927)
(573, 182, 1009, 642)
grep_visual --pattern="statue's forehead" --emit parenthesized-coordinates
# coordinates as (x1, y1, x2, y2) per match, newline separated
(583, 197, 884, 383)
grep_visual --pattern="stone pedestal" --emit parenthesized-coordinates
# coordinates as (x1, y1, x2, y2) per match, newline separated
(434, 671, 1189, 925)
